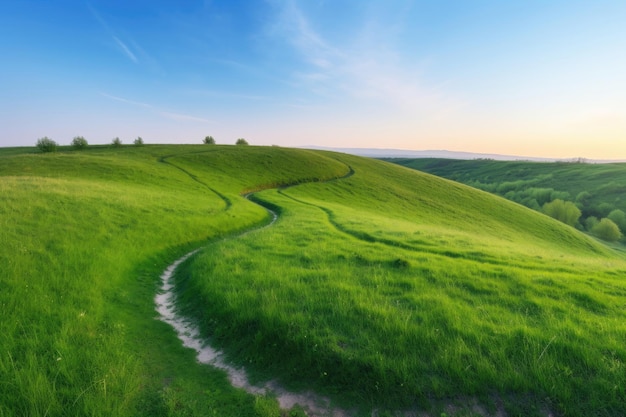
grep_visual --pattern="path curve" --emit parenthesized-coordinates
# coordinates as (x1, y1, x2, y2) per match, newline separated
(155, 156, 355, 417)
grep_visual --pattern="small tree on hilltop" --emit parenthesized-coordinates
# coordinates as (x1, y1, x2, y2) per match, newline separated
(134, 136, 144, 146)
(111, 137, 122, 147)
(236, 138, 249, 146)
(591, 218, 622, 242)
(36, 137, 58, 152)
(542, 199, 581, 227)
(71, 136, 88, 150)
(203, 136, 215, 144)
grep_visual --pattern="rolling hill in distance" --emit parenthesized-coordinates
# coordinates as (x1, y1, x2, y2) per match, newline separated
(390, 157, 626, 245)
(2, 144, 626, 417)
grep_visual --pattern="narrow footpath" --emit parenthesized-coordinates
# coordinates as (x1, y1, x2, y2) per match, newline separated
(154, 153, 356, 416)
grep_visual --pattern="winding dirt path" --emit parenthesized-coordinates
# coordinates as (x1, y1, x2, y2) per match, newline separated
(154, 152, 557, 417)
(155, 224, 351, 417)
(154, 155, 355, 416)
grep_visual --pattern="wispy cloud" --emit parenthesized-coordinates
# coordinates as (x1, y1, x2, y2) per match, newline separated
(158, 111, 212, 123)
(268, 0, 343, 87)
(267, 0, 462, 115)
(87, 3, 143, 64)
(186, 89, 272, 101)
(100, 92, 212, 123)
(276, 0, 343, 69)
(113, 36, 138, 63)
(86, 3, 111, 32)
(100, 93, 151, 108)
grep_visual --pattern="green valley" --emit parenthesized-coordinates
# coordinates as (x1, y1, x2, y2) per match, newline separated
(389, 158, 626, 244)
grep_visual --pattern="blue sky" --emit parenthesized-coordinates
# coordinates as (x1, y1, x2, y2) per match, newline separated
(1, 0, 625, 158)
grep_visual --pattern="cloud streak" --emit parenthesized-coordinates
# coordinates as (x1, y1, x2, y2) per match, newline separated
(87, 3, 142, 64)
(100, 93, 151, 108)
(159, 111, 212, 123)
(278, 1, 342, 69)
(113, 36, 138, 63)
(101, 93, 212, 123)
(268, 0, 462, 116)
(186, 89, 273, 101)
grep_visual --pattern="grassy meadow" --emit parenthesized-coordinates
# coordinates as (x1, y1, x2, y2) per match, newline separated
(0, 145, 347, 416)
(1, 145, 626, 416)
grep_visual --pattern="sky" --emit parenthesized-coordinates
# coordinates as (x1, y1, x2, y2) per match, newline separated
(1, 0, 625, 159)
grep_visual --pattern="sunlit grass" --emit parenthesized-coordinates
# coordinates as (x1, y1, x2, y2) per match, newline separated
(2, 144, 626, 416)
(0, 145, 346, 416)
(178, 153, 626, 416)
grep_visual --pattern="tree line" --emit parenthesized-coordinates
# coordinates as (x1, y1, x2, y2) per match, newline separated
(36, 135, 250, 152)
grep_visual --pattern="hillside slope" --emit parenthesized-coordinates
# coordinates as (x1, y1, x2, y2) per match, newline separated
(178, 152, 626, 416)
(1, 145, 625, 417)
(388, 158, 626, 240)
(0, 145, 348, 417)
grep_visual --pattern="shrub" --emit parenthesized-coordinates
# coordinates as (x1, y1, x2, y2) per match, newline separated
(550, 190, 571, 201)
(607, 209, 626, 233)
(111, 137, 122, 147)
(36, 137, 58, 152)
(585, 216, 599, 231)
(496, 180, 524, 194)
(596, 203, 614, 217)
(71, 136, 88, 150)
(133, 137, 144, 146)
(504, 190, 517, 201)
(529, 188, 554, 206)
(236, 138, 249, 146)
(591, 218, 622, 242)
(203, 136, 215, 144)
(576, 191, 592, 206)
(542, 199, 581, 227)
(521, 198, 540, 211)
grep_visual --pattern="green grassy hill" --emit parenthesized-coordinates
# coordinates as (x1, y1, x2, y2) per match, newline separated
(1, 145, 625, 417)
(388, 158, 626, 241)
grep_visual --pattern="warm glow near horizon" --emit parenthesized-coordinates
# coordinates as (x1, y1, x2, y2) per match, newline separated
(1, 1, 625, 159)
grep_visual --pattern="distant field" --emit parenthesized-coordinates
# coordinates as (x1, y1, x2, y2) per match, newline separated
(388, 158, 626, 243)
(2, 145, 626, 417)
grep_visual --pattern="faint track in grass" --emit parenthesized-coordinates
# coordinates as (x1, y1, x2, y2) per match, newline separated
(273, 157, 582, 274)
(159, 152, 232, 209)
